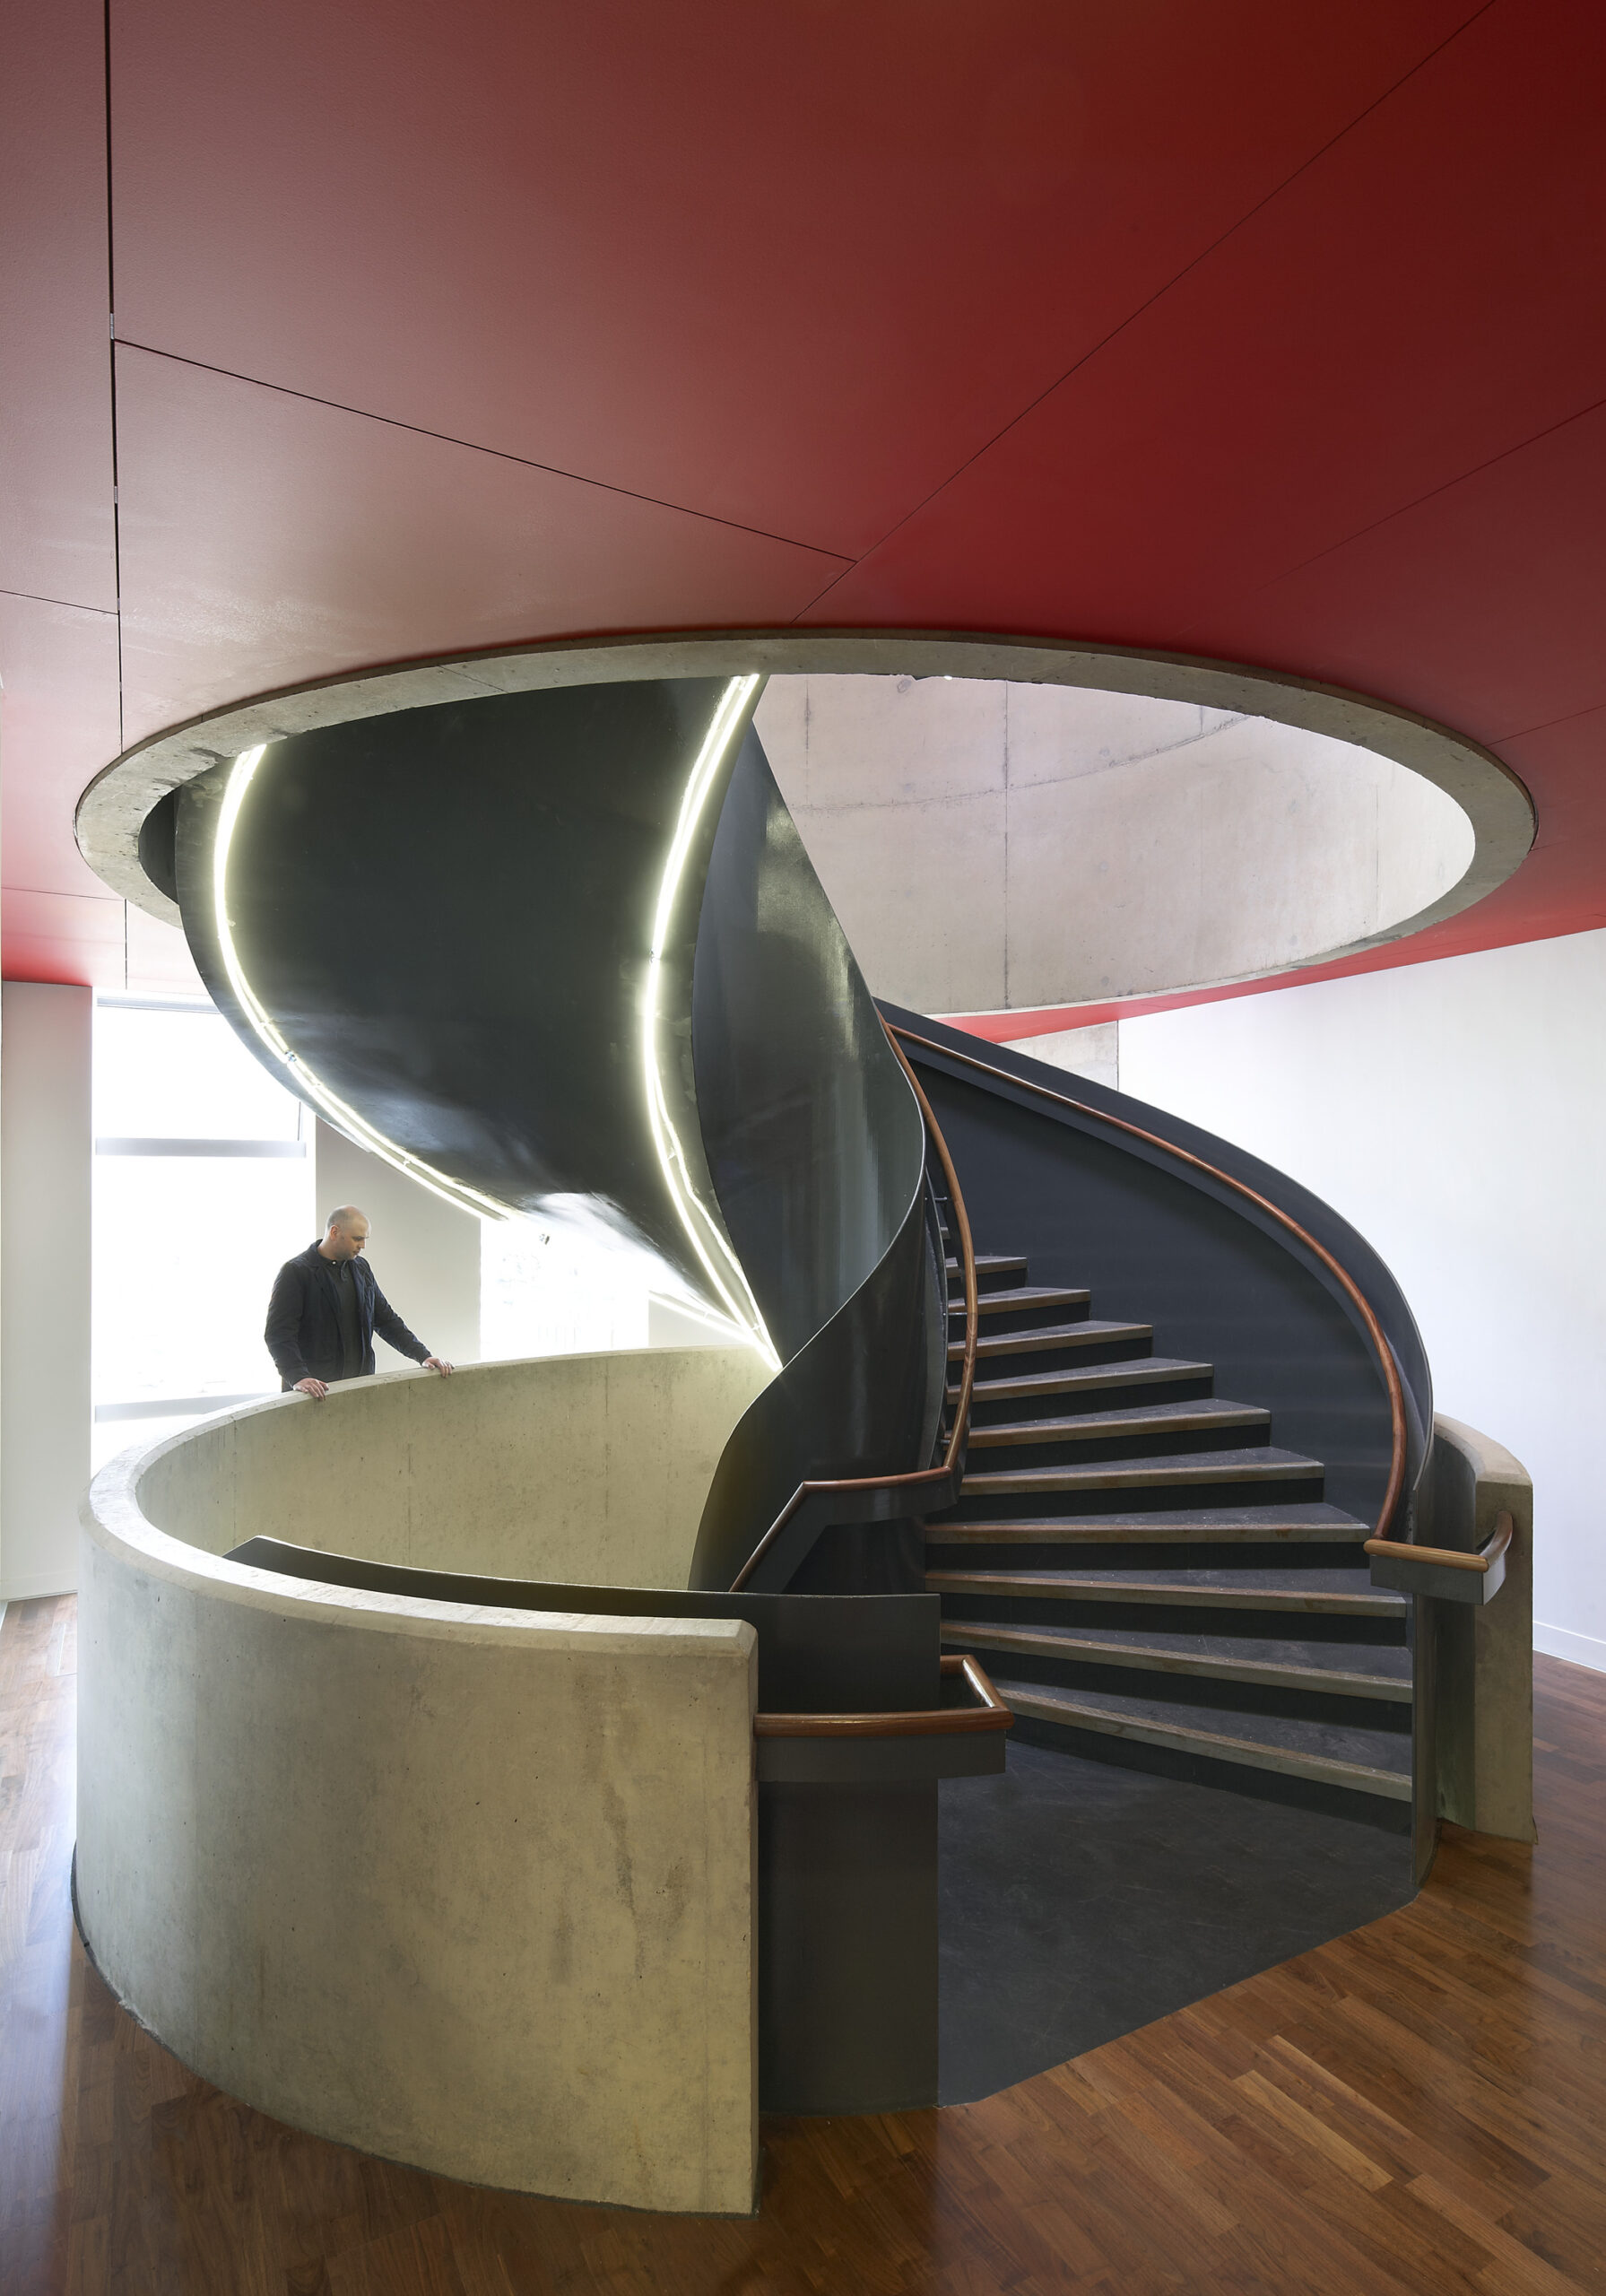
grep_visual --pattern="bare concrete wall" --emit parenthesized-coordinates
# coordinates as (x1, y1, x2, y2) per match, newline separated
(136, 1345, 771, 1589)
(77, 1366, 762, 2213)
(753, 675, 1475, 1014)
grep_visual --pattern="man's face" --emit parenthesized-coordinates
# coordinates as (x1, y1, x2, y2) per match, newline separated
(328, 1217, 370, 1261)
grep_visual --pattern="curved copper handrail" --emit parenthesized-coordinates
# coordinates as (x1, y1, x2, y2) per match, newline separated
(886, 1022, 1409, 1545)
(1365, 1510, 1512, 1575)
(727, 1022, 979, 1592)
(754, 1651, 1011, 1737)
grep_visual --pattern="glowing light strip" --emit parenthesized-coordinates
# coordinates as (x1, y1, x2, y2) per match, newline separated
(642, 675, 777, 1368)
(213, 745, 514, 1222)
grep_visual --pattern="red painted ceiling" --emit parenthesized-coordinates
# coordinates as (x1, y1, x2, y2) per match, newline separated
(3, 0, 1602, 998)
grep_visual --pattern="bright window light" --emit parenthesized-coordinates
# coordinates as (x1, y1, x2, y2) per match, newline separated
(91, 999, 316, 1469)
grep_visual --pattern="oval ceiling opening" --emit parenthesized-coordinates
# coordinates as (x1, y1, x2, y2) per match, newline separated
(754, 674, 1477, 1016)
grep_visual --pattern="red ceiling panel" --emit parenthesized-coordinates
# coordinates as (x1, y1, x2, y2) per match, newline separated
(0, 0, 117, 611)
(113, 347, 848, 745)
(800, 0, 1606, 643)
(5, 0, 1605, 992)
(2, 888, 126, 990)
(1185, 401, 1606, 743)
(0, 595, 124, 905)
(107, 0, 1476, 556)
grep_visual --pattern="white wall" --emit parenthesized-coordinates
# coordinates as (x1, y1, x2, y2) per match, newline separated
(2, 982, 92, 1599)
(1114, 927, 1606, 1672)
(314, 1118, 481, 1368)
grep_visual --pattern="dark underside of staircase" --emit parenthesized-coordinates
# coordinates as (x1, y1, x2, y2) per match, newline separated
(928, 1243, 1417, 2100)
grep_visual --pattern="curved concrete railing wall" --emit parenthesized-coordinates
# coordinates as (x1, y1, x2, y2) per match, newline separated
(76, 1351, 768, 2214)
(137, 1344, 770, 1587)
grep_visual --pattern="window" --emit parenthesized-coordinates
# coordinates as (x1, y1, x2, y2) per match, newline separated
(91, 998, 315, 1469)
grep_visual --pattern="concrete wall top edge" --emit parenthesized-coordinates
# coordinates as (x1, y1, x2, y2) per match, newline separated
(74, 633, 1532, 949)
(89, 1347, 764, 1644)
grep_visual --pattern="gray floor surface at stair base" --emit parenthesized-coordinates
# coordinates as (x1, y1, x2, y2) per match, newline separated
(936, 1739, 1415, 2105)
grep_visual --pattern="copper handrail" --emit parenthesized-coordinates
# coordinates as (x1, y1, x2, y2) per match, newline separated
(1365, 1510, 1512, 1575)
(754, 1652, 1011, 1737)
(886, 1022, 1410, 1546)
(727, 1021, 979, 1592)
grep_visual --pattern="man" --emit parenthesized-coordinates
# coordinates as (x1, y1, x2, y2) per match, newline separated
(265, 1205, 455, 1398)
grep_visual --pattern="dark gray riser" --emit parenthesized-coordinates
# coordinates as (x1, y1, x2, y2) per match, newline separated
(946, 1253, 1029, 1295)
(986, 1676, 1413, 1806)
(942, 1627, 1410, 1730)
(945, 1448, 1324, 1519)
(960, 1357, 1215, 1423)
(950, 1321, 1154, 1376)
(925, 1564, 1405, 1622)
(927, 1538, 1383, 1584)
(924, 1504, 1368, 1546)
(951, 1285, 1091, 1335)
(940, 1618, 1411, 1682)
(926, 1561, 1394, 1634)
(963, 1399, 1269, 1470)
(932, 1586, 1403, 1649)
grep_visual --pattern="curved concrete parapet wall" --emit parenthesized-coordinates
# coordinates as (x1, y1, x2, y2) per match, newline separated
(76, 1352, 765, 2214)
(137, 1345, 771, 1587)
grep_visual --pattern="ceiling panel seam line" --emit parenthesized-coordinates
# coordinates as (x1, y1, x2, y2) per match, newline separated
(1195, 384, 1606, 626)
(788, 560, 864, 623)
(0, 885, 123, 900)
(0, 587, 119, 619)
(109, 341, 856, 567)
(1492, 696, 1606, 746)
(104, 0, 124, 759)
(805, 0, 1501, 585)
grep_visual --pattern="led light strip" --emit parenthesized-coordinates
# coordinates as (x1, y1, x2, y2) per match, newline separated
(213, 745, 514, 1222)
(642, 675, 778, 1368)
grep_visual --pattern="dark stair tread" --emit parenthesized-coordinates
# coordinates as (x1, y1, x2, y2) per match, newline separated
(988, 1678, 1413, 1799)
(959, 1357, 1213, 1405)
(946, 1254, 1029, 1280)
(959, 1447, 1323, 1495)
(925, 1504, 1369, 1545)
(953, 1285, 1091, 1317)
(950, 1320, 1153, 1361)
(967, 1398, 1269, 1448)
(941, 1618, 1412, 1700)
(925, 1566, 1402, 1617)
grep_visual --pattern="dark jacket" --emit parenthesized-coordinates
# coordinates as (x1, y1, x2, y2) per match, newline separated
(265, 1242, 430, 1388)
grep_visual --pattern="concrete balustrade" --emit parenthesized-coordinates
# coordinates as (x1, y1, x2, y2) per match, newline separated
(76, 1347, 773, 2214)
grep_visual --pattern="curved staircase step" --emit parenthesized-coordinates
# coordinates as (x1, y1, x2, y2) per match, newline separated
(941, 1619, 1412, 1700)
(925, 1565, 1402, 1617)
(959, 1446, 1323, 1497)
(945, 1253, 1029, 1290)
(959, 1356, 1213, 1407)
(951, 1284, 1091, 1321)
(925, 1504, 1369, 1545)
(967, 1399, 1269, 1449)
(949, 1319, 1153, 1362)
(986, 1676, 1413, 1801)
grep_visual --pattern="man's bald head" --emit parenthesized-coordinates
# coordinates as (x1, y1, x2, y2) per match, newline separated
(321, 1207, 370, 1262)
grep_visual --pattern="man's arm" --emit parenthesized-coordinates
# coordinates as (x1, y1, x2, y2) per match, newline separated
(265, 1261, 310, 1384)
(370, 1280, 431, 1365)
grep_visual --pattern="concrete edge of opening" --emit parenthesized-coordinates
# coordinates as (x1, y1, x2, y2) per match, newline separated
(75, 633, 1534, 969)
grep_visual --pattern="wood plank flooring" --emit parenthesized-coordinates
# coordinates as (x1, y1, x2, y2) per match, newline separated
(3, 1592, 1603, 2293)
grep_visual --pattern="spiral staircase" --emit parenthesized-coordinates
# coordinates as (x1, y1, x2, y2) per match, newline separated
(141, 666, 1445, 2110)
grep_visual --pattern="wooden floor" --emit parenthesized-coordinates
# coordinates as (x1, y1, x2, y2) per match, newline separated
(4, 1596, 1604, 2294)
